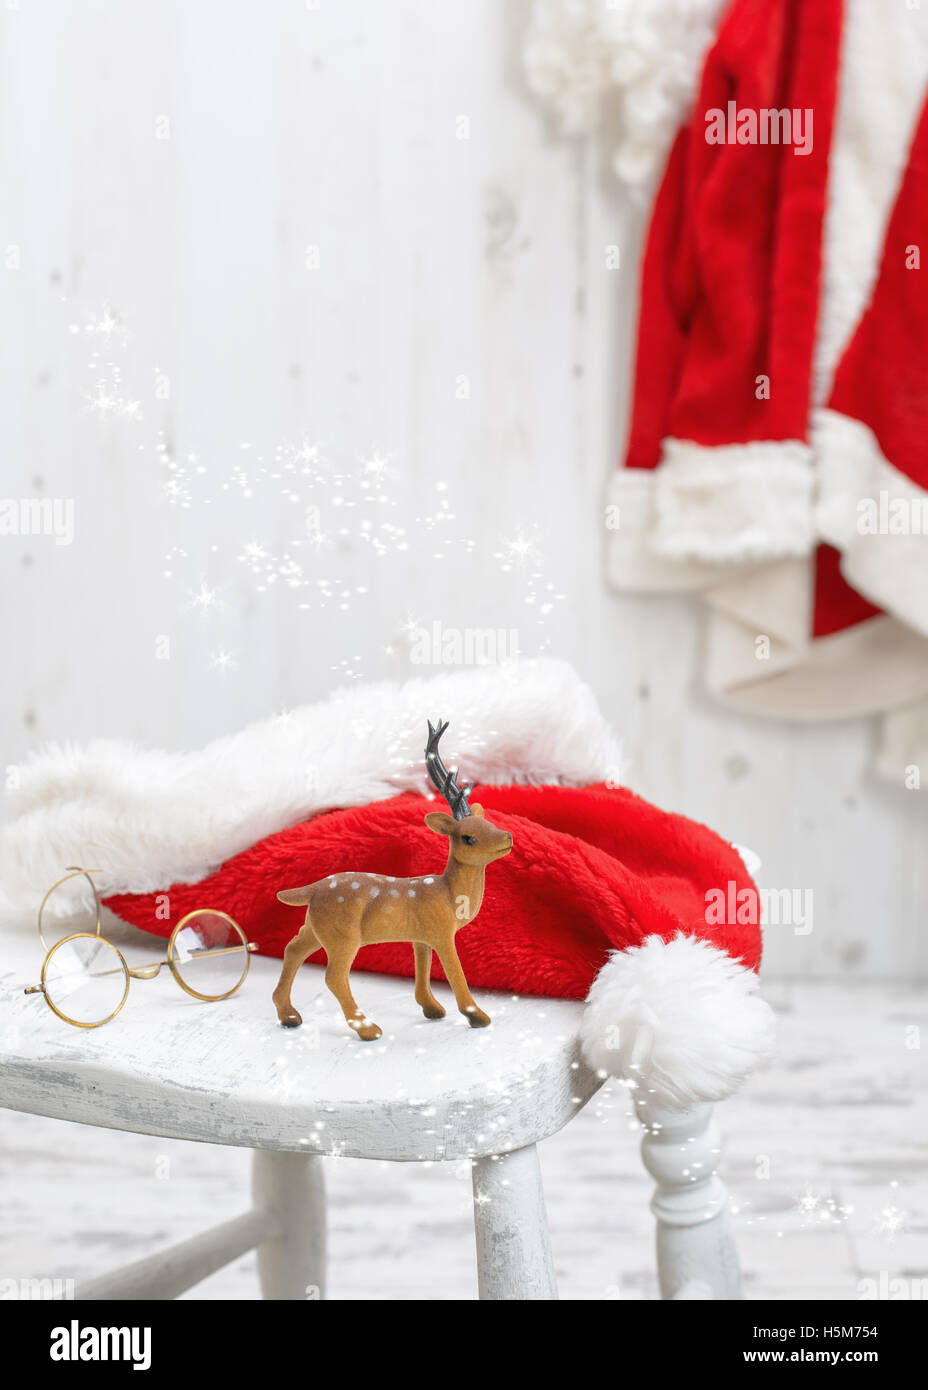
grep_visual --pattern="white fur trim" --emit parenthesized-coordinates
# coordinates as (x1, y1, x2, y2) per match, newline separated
(522, 0, 726, 194)
(651, 439, 816, 563)
(0, 659, 625, 910)
(580, 934, 776, 1111)
(603, 467, 756, 593)
(814, 409, 928, 639)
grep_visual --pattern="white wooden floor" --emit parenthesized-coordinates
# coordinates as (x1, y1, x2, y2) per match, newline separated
(1, 978, 924, 1301)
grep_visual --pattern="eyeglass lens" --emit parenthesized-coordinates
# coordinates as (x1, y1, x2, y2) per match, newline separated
(43, 936, 128, 1025)
(170, 911, 249, 999)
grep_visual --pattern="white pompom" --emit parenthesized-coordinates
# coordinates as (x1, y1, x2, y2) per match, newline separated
(580, 933, 776, 1110)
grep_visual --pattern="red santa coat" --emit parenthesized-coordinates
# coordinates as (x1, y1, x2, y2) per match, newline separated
(606, 0, 928, 766)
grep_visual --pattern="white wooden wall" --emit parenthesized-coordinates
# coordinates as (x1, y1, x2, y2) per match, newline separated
(1, 0, 924, 980)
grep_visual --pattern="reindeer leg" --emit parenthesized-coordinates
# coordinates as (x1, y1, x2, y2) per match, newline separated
(435, 939, 491, 1028)
(413, 942, 446, 1020)
(324, 939, 382, 1041)
(272, 917, 320, 1028)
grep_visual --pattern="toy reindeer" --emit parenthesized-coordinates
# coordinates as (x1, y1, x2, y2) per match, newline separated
(272, 719, 513, 1040)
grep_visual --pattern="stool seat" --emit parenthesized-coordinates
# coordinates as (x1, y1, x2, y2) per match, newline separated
(1, 924, 601, 1161)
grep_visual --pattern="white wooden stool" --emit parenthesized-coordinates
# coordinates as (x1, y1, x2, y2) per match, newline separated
(0, 923, 743, 1300)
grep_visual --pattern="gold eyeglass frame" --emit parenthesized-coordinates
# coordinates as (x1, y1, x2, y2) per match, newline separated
(24, 866, 258, 1028)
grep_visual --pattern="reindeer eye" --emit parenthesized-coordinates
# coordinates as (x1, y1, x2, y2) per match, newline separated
(461, 834, 477, 846)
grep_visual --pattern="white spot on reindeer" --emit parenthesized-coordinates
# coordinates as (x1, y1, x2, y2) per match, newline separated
(336, 895, 344, 903)
(329, 880, 337, 889)
(423, 877, 434, 884)
(390, 889, 399, 898)
(370, 887, 380, 898)
(351, 881, 360, 889)
(408, 890, 416, 898)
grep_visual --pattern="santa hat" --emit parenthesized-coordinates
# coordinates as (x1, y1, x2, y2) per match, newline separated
(0, 660, 774, 1112)
(600, 0, 928, 770)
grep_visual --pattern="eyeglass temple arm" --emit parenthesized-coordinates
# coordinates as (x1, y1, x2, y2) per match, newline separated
(66, 942, 259, 980)
(37, 867, 103, 954)
(126, 941, 257, 979)
(133, 942, 258, 971)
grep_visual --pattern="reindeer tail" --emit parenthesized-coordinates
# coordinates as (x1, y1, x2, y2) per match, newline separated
(277, 885, 315, 907)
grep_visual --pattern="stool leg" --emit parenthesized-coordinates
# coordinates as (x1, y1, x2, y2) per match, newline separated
(252, 1150, 327, 1300)
(472, 1144, 558, 1300)
(637, 1101, 742, 1300)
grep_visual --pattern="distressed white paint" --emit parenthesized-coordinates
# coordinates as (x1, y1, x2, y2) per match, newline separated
(253, 1150, 327, 1301)
(75, 1207, 277, 1302)
(472, 1144, 558, 1300)
(638, 1100, 743, 1300)
(1, 907, 752, 1301)
(0, 909, 583, 1300)
(0, 0, 923, 1002)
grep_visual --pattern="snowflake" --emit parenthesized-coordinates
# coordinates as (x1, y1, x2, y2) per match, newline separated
(83, 366, 142, 422)
(283, 435, 327, 473)
(210, 649, 235, 674)
(495, 526, 542, 570)
(877, 1205, 906, 1242)
(791, 1184, 851, 1229)
(189, 581, 221, 613)
(360, 449, 390, 479)
(73, 304, 127, 344)
(240, 541, 267, 564)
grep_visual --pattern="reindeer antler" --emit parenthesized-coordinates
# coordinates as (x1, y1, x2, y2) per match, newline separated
(425, 719, 473, 820)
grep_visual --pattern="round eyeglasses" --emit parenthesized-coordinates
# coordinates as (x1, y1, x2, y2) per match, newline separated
(24, 867, 258, 1028)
